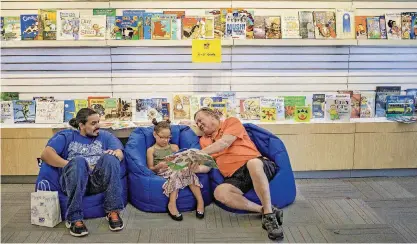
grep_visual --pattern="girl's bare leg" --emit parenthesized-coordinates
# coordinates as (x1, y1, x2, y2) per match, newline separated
(168, 190, 180, 215)
(189, 184, 204, 212)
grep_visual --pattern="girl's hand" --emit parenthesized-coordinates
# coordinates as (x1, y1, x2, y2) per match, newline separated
(157, 162, 169, 172)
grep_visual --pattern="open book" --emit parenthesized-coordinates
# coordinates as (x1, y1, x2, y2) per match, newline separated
(164, 148, 218, 171)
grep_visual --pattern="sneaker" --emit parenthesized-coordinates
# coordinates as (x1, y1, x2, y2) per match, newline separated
(65, 221, 89, 237)
(272, 206, 284, 226)
(106, 211, 124, 231)
(262, 213, 284, 240)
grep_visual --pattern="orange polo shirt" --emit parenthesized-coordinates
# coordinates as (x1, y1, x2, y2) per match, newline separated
(200, 117, 261, 177)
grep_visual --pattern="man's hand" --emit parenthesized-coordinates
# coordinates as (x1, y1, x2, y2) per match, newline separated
(104, 149, 123, 161)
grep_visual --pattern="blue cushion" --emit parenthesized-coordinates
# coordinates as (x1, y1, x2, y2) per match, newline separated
(36, 158, 128, 220)
(125, 125, 213, 212)
(209, 123, 296, 213)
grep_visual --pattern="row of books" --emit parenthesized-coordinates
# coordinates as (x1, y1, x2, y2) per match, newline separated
(2, 9, 417, 41)
(1, 88, 416, 124)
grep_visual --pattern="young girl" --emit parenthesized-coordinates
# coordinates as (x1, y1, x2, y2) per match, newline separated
(146, 119, 205, 221)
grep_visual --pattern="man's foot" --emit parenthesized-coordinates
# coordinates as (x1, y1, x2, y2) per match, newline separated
(272, 206, 284, 226)
(262, 213, 284, 240)
(65, 221, 89, 237)
(106, 211, 124, 231)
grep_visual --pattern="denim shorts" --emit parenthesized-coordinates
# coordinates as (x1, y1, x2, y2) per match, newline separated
(223, 156, 278, 193)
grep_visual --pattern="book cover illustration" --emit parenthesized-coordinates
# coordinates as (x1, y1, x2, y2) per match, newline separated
(200, 96, 222, 107)
(149, 98, 168, 121)
(355, 16, 367, 39)
(367, 17, 381, 39)
(225, 11, 246, 39)
(312, 94, 325, 119)
(64, 100, 75, 122)
(1, 101, 14, 124)
(380, 16, 388, 39)
(1, 17, 4, 40)
(164, 148, 217, 171)
(299, 11, 315, 39)
(202, 15, 215, 39)
(189, 96, 200, 119)
(240, 98, 260, 120)
(20, 14, 39, 40)
(284, 96, 306, 120)
(35, 100, 65, 124)
(1, 92, 19, 101)
(386, 13, 401, 39)
(93, 8, 116, 40)
(39, 9, 57, 40)
(117, 98, 132, 121)
(182, 17, 205, 39)
(143, 13, 162, 40)
(411, 13, 417, 39)
(33, 96, 54, 102)
(210, 102, 227, 118)
(161, 102, 170, 120)
(163, 11, 185, 40)
(123, 10, 145, 40)
(103, 98, 118, 121)
(88, 96, 109, 117)
(294, 106, 311, 122)
(237, 9, 254, 39)
(134, 99, 152, 121)
(74, 99, 88, 113)
(215, 91, 237, 118)
(281, 14, 301, 39)
(360, 93, 376, 118)
(405, 88, 417, 113)
(313, 11, 336, 39)
(375, 86, 401, 117)
(254, 16, 266, 39)
(205, 9, 223, 39)
(386, 95, 415, 117)
(265, 16, 281, 39)
(173, 95, 190, 120)
(4, 16, 21, 41)
(276, 97, 285, 120)
(336, 9, 355, 39)
(260, 97, 279, 122)
(57, 10, 79, 40)
(325, 94, 351, 121)
(79, 15, 106, 40)
(152, 15, 171, 40)
(13, 100, 36, 123)
(401, 12, 412, 39)
(351, 92, 361, 118)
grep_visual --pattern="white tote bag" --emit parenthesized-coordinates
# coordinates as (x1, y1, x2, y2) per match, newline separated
(30, 180, 62, 227)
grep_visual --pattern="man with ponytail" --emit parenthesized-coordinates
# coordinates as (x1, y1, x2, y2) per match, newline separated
(40, 108, 124, 237)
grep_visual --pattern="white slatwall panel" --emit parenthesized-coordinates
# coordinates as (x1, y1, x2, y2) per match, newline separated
(1, 0, 417, 100)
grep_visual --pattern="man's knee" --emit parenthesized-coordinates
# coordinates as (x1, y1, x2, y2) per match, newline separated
(67, 156, 89, 173)
(246, 158, 263, 172)
(214, 184, 237, 204)
(100, 154, 121, 169)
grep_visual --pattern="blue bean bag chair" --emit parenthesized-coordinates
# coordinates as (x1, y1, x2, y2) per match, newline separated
(124, 125, 212, 212)
(35, 129, 128, 220)
(209, 123, 296, 213)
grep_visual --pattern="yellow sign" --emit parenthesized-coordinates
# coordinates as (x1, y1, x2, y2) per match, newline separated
(192, 39, 222, 63)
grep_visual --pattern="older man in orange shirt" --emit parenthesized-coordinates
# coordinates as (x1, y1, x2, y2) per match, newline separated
(191, 108, 284, 240)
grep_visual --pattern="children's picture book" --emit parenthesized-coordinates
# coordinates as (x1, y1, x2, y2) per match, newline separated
(1, 101, 14, 124)
(254, 16, 266, 39)
(294, 106, 311, 122)
(325, 94, 351, 121)
(39, 9, 57, 40)
(216, 91, 237, 118)
(133, 99, 152, 121)
(123, 10, 145, 40)
(205, 9, 223, 39)
(401, 12, 412, 39)
(161, 102, 170, 120)
(260, 97, 279, 122)
(200, 96, 222, 107)
(79, 15, 106, 40)
(312, 94, 325, 119)
(143, 13, 162, 40)
(172, 95, 190, 120)
(35, 100, 65, 124)
(360, 93, 376, 118)
(210, 102, 227, 118)
(405, 88, 417, 113)
(164, 148, 217, 171)
(386, 13, 401, 39)
(336, 9, 355, 39)
(351, 92, 361, 118)
(88, 96, 109, 117)
(4, 16, 21, 41)
(411, 13, 417, 39)
(379, 16, 388, 39)
(57, 10, 79, 40)
(375, 86, 401, 117)
(265, 16, 281, 39)
(237, 9, 254, 39)
(386, 95, 415, 117)
(182, 16, 204, 39)
(298, 11, 315, 39)
(367, 17, 381, 39)
(284, 96, 306, 120)
(163, 11, 184, 40)
(64, 100, 75, 122)
(93, 8, 116, 40)
(240, 98, 260, 120)
(1, 17, 4, 40)
(20, 14, 39, 40)
(152, 15, 171, 40)
(1, 92, 19, 101)
(313, 11, 336, 39)
(281, 13, 301, 39)
(103, 98, 118, 121)
(355, 16, 367, 39)
(189, 96, 200, 119)
(13, 100, 36, 123)
(117, 98, 132, 121)
(225, 11, 246, 39)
